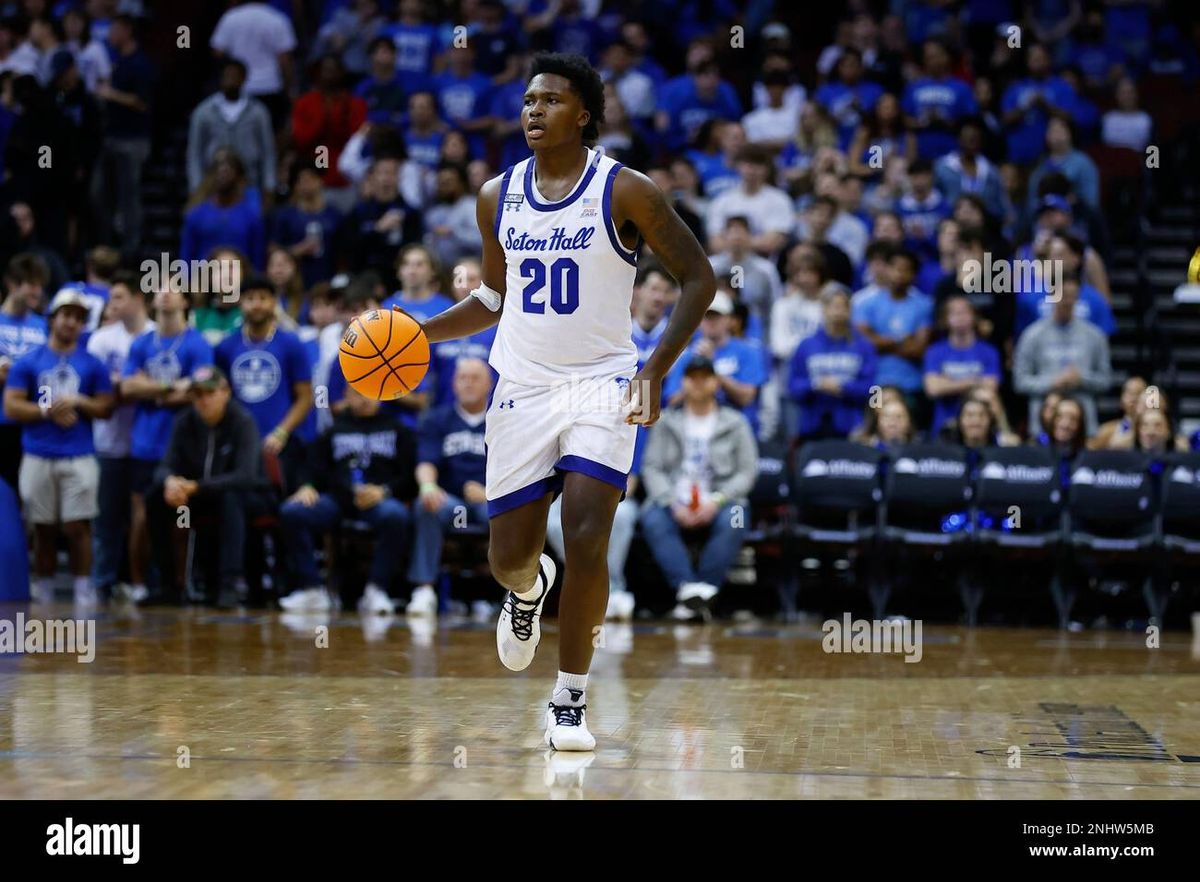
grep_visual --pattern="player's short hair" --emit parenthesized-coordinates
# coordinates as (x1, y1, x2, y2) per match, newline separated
(529, 52, 606, 144)
(724, 215, 752, 232)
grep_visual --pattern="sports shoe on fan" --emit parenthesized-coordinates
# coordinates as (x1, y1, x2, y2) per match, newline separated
(605, 590, 635, 621)
(279, 587, 331, 612)
(358, 585, 396, 616)
(670, 602, 698, 621)
(544, 686, 595, 751)
(496, 553, 555, 671)
(677, 582, 717, 620)
(73, 583, 99, 608)
(406, 584, 438, 617)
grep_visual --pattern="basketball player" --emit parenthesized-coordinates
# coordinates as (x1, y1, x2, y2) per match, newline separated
(420, 53, 716, 750)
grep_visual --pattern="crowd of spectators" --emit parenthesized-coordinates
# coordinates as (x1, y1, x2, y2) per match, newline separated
(1, 0, 1199, 620)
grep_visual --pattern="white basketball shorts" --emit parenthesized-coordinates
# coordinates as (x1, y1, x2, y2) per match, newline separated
(484, 372, 637, 518)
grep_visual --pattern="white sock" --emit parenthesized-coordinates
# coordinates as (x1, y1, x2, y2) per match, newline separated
(131, 583, 146, 595)
(553, 671, 588, 705)
(73, 576, 91, 595)
(513, 568, 544, 601)
(35, 577, 54, 597)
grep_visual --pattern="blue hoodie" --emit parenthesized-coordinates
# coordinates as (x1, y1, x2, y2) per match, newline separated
(787, 327, 878, 437)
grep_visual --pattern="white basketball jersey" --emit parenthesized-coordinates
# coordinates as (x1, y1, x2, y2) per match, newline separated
(488, 146, 639, 386)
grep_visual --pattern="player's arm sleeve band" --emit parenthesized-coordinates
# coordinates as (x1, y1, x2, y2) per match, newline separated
(470, 283, 503, 312)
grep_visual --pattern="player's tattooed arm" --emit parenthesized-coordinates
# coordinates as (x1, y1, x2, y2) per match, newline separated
(420, 176, 506, 345)
(615, 168, 716, 424)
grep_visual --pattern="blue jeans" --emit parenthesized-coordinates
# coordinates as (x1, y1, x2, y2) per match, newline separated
(639, 502, 746, 590)
(93, 455, 133, 589)
(281, 494, 410, 590)
(545, 495, 639, 594)
(407, 493, 488, 585)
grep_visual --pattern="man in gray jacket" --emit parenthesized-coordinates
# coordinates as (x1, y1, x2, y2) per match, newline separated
(639, 354, 758, 620)
(1014, 272, 1112, 434)
(186, 59, 276, 194)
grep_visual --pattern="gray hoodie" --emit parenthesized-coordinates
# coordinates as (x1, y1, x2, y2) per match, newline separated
(1013, 315, 1112, 434)
(187, 93, 276, 193)
(640, 404, 759, 509)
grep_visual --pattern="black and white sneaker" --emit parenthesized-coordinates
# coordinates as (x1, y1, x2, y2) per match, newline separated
(496, 553, 556, 671)
(544, 686, 596, 751)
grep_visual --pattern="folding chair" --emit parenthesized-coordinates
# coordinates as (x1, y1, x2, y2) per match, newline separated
(969, 446, 1064, 626)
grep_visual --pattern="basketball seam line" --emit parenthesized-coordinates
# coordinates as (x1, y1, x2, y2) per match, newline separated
(349, 317, 424, 396)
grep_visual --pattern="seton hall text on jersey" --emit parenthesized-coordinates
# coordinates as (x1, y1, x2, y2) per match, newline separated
(504, 225, 597, 252)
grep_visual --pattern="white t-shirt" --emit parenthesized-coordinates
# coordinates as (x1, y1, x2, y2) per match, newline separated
(87, 319, 154, 458)
(68, 38, 113, 93)
(1101, 110, 1152, 152)
(770, 292, 822, 360)
(742, 104, 800, 145)
(706, 184, 796, 244)
(675, 409, 719, 506)
(210, 3, 297, 96)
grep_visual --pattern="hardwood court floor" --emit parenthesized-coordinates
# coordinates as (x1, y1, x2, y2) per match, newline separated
(1, 603, 1198, 799)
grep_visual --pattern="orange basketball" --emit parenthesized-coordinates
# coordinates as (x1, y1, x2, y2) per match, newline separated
(338, 307, 430, 400)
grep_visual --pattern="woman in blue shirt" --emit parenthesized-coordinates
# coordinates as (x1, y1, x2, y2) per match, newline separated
(181, 148, 266, 270)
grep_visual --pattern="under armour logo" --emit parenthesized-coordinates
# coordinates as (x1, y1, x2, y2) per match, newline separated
(497, 399, 515, 409)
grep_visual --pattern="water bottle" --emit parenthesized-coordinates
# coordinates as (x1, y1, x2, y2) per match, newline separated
(306, 220, 324, 258)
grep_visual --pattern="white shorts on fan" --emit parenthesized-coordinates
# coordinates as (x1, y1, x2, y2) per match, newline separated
(19, 453, 100, 525)
(485, 372, 637, 518)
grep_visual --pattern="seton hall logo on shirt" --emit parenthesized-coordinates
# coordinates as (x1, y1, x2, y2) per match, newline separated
(230, 350, 282, 404)
(504, 225, 596, 252)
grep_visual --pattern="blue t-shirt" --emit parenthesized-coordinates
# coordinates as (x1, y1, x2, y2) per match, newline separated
(381, 292, 456, 324)
(0, 311, 49, 427)
(852, 288, 935, 392)
(215, 328, 312, 439)
(896, 190, 949, 259)
(297, 330, 321, 444)
(124, 328, 213, 461)
(922, 338, 1002, 431)
(902, 76, 978, 159)
(269, 203, 343, 289)
(1001, 76, 1076, 165)
(659, 76, 742, 150)
(686, 150, 739, 199)
(417, 403, 487, 497)
(431, 71, 492, 157)
(181, 194, 265, 269)
(489, 79, 532, 172)
(1014, 282, 1115, 337)
(430, 326, 496, 406)
(403, 128, 446, 171)
(814, 80, 884, 150)
(381, 21, 440, 92)
(664, 336, 767, 433)
(8, 344, 112, 458)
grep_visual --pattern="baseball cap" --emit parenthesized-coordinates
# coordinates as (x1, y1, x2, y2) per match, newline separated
(48, 288, 90, 318)
(683, 354, 716, 375)
(1037, 194, 1072, 216)
(188, 364, 228, 392)
(706, 291, 734, 315)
